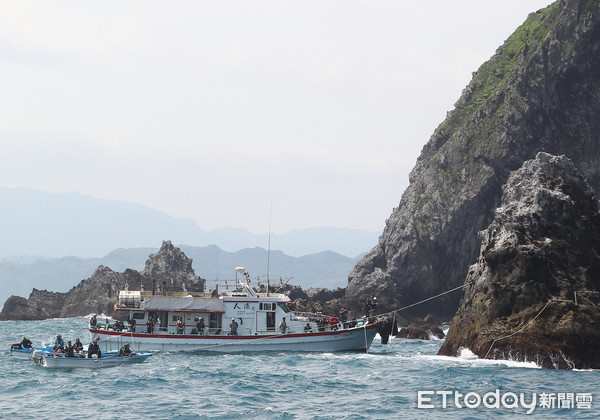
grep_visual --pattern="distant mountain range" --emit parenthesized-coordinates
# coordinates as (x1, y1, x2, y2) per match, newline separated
(0, 187, 380, 258)
(0, 186, 380, 307)
(0, 245, 359, 307)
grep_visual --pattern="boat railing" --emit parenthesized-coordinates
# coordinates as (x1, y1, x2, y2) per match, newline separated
(139, 291, 213, 298)
(289, 312, 329, 322)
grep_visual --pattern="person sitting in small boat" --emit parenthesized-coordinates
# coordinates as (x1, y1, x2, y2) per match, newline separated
(196, 317, 206, 335)
(53, 334, 65, 352)
(176, 317, 184, 334)
(147, 316, 155, 334)
(10, 336, 33, 350)
(119, 343, 134, 357)
(74, 338, 84, 354)
(229, 318, 238, 335)
(87, 337, 101, 358)
(63, 341, 75, 357)
(89, 314, 97, 329)
(304, 323, 312, 333)
(279, 317, 287, 334)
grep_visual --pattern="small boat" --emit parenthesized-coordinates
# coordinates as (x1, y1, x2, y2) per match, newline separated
(31, 349, 153, 368)
(91, 267, 379, 353)
(10, 346, 48, 360)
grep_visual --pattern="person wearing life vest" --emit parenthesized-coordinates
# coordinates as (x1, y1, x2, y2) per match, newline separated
(329, 316, 340, 330)
(176, 317, 184, 334)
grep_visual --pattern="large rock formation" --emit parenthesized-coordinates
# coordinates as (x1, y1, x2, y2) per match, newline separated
(0, 241, 205, 321)
(0, 290, 67, 321)
(345, 0, 600, 321)
(438, 153, 600, 369)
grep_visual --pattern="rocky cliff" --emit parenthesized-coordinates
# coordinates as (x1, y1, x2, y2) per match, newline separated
(438, 153, 600, 369)
(0, 241, 205, 321)
(345, 0, 600, 321)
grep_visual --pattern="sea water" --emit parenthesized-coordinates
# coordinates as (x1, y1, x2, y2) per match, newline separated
(1, 317, 598, 419)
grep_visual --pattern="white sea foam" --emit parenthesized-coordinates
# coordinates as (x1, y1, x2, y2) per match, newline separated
(416, 347, 542, 369)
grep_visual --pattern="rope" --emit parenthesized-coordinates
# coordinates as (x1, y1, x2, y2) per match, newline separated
(378, 283, 469, 319)
(483, 299, 555, 360)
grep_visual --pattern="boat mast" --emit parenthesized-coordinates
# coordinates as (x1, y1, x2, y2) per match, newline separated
(267, 197, 273, 297)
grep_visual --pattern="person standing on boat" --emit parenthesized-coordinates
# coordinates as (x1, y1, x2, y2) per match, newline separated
(147, 316, 156, 334)
(176, 317, 184, 334)
(128, 317, 136, 333)
(89, 314, 97, 329)
(196, 317, 206, 335)
(74, 338, 84, 354)
(87, 337, 101, 358)
(53, 334, 65, 352)
(279, 317, 288, 334)
(339, 308, 348, 323)
(229, 318, 238, 335)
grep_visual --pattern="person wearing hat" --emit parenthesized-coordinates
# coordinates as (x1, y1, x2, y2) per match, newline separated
(229, 318, 238, 335)
(87, 336, 101, 358)
(53, 334, 65, 352)
(119, 343, 133, 357)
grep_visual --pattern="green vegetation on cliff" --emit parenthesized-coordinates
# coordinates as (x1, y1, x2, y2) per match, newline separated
(441, 2, 560, 140)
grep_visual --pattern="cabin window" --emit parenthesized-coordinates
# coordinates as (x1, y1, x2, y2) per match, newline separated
(172, 315, 179, 322)
(260, 303, 275, 311)
(209, 313, 222, 331)
(278, 303, 291, 313)
(132, 312, 145, 320)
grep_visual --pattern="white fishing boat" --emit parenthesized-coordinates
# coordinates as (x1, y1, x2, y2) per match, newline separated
(31, 349, 153, 368)
(91, 267, 379, 353)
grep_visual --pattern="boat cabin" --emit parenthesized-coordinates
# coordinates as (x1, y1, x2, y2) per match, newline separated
(106, 268, 335, 336)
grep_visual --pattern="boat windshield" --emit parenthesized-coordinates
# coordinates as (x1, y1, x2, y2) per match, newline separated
(278, 302, 291, 313)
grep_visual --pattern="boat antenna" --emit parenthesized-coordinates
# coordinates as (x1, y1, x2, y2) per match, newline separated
(267, 197, 273, 297)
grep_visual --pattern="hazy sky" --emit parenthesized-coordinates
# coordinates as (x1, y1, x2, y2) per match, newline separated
(1, 0, 552, 234)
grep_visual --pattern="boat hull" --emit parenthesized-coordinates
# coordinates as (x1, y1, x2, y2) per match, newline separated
(93, 323, 379, 353)
(32, 351, 153, 368)
(10, 346, 52, 360)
